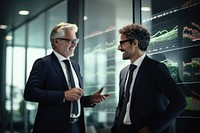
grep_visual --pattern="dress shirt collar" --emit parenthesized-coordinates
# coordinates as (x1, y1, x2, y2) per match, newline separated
(132, 53, 146, 68)
(53, 50, 70, 62)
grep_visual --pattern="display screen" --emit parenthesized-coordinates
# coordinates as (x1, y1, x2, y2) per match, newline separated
(147, 2, 200, 117)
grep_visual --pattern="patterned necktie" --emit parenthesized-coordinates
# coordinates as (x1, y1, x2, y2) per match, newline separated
(117, 64, 137, 127)
(63, 59, 78, 115)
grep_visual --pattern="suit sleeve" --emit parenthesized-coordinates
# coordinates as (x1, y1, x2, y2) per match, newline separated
(112, 69, 125, 128)
(24, 58, 65, 104)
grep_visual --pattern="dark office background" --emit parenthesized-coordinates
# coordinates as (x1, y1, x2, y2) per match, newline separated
(0, 0, 200, 133)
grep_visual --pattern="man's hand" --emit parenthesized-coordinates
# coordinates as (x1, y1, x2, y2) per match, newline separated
(90, 87, 110, 104)
(64, 87, 83, 101)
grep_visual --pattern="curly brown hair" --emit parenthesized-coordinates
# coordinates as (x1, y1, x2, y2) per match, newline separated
(119, 24, 150, 51)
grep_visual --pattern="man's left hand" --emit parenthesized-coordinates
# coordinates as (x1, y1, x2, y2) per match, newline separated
(90, 87, 110, 104)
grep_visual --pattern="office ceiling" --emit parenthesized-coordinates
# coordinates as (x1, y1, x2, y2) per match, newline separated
(0, 0, 63, 36)
(0, 0, 181, 38)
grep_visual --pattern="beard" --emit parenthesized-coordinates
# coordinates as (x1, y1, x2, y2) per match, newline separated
(122, 52, 129, 60)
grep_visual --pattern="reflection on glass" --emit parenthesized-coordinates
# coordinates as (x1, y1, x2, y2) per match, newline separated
(6, 47, 13, 111)
(5, 32, 13, 45)
(84, 0, 132, 131)
(12, 47, 25, 122)
(5, 34, 26, 131)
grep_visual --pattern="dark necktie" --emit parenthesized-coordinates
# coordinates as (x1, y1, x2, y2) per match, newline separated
(117, 64, 137, 127)
(63, 59, 78, 115)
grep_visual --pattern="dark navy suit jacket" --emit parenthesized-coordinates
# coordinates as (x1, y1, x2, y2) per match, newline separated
(112, 56, 186, 133)
(24, 52, 92, 133)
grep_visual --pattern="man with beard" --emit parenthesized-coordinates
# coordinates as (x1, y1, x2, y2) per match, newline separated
(111, 24, 186, 133)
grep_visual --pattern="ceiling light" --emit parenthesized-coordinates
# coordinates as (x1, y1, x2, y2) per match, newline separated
(18, 10, 30, 15)
(141, 7, 151, 11)
(5, 35, 13, 41)
(83, 16, 88, 21)
(0, 25, 7, 29)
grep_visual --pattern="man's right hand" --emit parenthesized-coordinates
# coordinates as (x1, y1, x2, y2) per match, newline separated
(64, 88, 83, 101)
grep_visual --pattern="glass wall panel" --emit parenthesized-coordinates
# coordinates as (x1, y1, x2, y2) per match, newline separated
(141, 0, 200, 132)
(27, 12, 46, 86)
(46, 1, 67, 54)
(5, 33, 13, 103)
(5, 46, 12, 109)
(26, 13, 46, 131)
(5, 26, 26, 132)
(14, 26, 26, 47)
(84, 0, 132, 132)
(5, 32, 12, 46)
(12, 47, 25, 131)
(7, 26, 26, 132)
(26, 47, 45, 127)
(5, 46, 13, 128)
(28, 13, 45, 48)
(26, 48, 45, 78)
(5, 32, 13, 110)
(4, 1, 68, 132)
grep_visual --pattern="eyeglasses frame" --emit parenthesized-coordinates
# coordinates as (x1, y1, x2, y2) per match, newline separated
(56, 38, 79, 44)
(119, 39, 133, 47)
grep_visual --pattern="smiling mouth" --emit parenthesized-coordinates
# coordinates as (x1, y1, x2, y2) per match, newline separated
(68, 45, 74, 50)
(120, 49, 125, 52)
(122, 50, 125, 54)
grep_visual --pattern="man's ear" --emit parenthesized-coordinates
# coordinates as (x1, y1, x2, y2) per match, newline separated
(133, 39, 138, 46)
(54, 39, 58, 46)
(55, 39, 58, 43)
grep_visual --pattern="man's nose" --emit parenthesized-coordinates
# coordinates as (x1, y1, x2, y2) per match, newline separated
(118, 44, 122, 50)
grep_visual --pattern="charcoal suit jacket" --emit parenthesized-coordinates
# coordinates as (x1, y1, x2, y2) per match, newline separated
(24, 52, 93, 133)
(112, 55, 186, 133)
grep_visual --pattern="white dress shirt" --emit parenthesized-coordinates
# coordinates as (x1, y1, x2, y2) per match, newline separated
(123, 53, 146, 125)
(54, 51, 81, 118)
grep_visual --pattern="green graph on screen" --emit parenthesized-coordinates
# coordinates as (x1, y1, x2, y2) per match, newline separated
(150, 25, 178, 46)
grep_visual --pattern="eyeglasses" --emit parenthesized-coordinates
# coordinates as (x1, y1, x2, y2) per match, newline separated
(119, 39, 133, 47)
(57, 38, 79, 44)
(119, 39, 133, 44)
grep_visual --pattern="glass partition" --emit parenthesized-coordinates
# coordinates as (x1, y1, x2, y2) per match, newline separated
(26, 13, 46, 130)
(5, 46, 13, 130)
(5, 25, 26, 132)
(4, 1, 68, 132)
(84, 0, 132, 132)
(13, 28, 26, 124)
(46, 1, 67, 54)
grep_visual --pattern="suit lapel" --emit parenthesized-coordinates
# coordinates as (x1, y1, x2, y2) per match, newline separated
(51, 53, 83, 89)
(119, 65, 130, 108)
(130, 56, 149, 103)
(51, 53, 68, 90)
(71, 61, 83, 88)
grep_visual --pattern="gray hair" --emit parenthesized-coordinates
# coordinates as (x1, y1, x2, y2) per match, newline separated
(50, 22, 78, 48)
